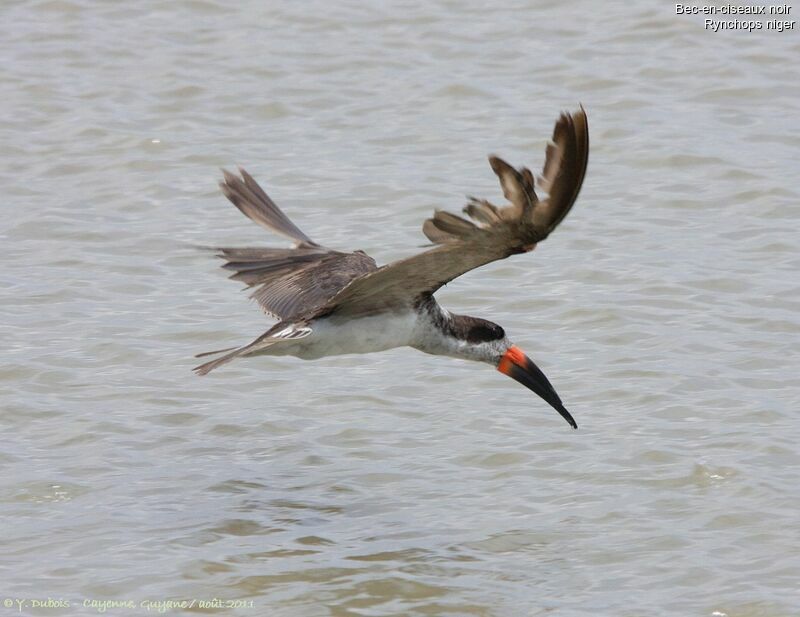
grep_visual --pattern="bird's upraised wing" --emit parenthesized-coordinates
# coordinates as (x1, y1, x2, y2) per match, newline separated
(216, 169, 378, 320)
(322, 108, 589, 317)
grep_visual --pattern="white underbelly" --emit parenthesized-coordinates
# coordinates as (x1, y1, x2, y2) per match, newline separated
(269, 311, 420, 360)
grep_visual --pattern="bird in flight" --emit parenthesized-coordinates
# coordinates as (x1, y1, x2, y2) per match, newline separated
(195, 108, 589, 429)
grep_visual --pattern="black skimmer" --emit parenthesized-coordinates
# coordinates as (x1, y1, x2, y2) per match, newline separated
(195, 108, 588, 429)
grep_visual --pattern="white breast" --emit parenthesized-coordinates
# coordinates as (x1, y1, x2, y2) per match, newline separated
(271, 310, 422, 360)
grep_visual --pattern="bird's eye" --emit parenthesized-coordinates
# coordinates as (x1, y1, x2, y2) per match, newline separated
(466, 322, 505, 343)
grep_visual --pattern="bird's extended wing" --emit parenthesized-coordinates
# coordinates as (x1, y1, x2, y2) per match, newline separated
(220, 247, 377, 320)
(216, 169, 378, 320)
(322, 108, 589, 317)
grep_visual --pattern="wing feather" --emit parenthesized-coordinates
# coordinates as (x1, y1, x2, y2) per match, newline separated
(213, 169, 379, 320)
(220, 168, 319, 247)
(323, 108, 588, 317)
(463, 197, 502, 226)
(488, 156, 535, 217)
(421, 219, 458, 244)
(430, 210, 479, 237)
(219, 248, 377, 320)
(532, 108, 590, 236)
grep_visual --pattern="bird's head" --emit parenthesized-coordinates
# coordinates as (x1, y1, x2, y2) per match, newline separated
(432, 314, 577, 430)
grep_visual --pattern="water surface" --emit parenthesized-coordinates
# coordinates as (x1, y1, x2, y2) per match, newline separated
(1, 1, 799, 615)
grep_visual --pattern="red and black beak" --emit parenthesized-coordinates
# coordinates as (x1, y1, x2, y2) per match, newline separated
(497, 346, 577, 429)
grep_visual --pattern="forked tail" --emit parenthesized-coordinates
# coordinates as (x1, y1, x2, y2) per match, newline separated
(193, 346, 249, 376)
(193, 322, 313, 375)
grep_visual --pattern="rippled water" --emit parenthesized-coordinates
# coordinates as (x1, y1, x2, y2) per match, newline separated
(2, 1, 799, 615)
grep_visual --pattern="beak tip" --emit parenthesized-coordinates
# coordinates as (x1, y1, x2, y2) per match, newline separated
(499, 346, 579, 430)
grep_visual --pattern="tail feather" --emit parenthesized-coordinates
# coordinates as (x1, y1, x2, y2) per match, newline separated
(194, 346, 238, 359)
(193, 321, 311, 375)
(193, 346, 248, 376)
(220, 168, 319, 247)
